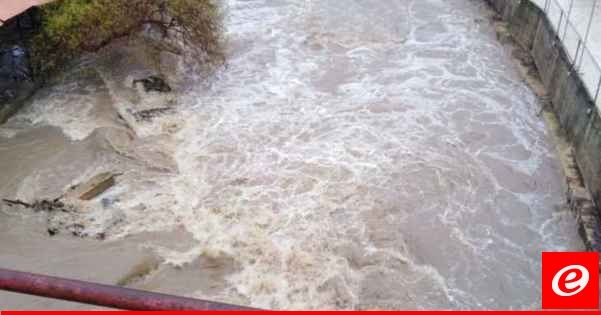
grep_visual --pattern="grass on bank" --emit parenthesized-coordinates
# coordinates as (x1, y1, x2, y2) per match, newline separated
(30, 0, 224, 80)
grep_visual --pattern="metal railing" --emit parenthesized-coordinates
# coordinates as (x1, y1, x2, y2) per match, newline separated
(0, 268, 257, 310)
(539, 0, 601, 109)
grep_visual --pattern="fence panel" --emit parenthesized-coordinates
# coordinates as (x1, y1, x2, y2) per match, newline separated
(562, 20, 581, 64)
(547, 0, 564, 30)
(576, 46, 601, 108)
(538, 0, 601, 110)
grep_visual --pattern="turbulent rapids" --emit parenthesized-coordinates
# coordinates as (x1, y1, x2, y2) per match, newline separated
(0, 0, 585, 310)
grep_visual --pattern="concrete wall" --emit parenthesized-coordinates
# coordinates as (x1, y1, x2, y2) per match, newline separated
(485, 0, 601, 249)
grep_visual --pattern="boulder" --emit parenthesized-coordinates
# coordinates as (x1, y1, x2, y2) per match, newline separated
(0, 45, 35, 123)
(0, 9, 40, 123)
(0, 45, 31, 99)
(0, 8, 39, 103)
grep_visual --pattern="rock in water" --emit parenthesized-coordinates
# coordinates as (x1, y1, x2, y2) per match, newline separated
(66, 172, 116, 201)
(0, 45, 36, 123)
(132, 75, 171, 93)
(0, 9, 42, 123)
(0, 45, 31, 96)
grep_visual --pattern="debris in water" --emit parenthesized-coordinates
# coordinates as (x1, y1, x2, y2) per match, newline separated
(2, 196, 114, 239)
(65, 172, 116, 201)
(133, 75, 172, 93)
(2, 198, 32, 208)
(131, 107, 174, 122)
(2, 197, 84, 237)
(2, 198, 66, 212)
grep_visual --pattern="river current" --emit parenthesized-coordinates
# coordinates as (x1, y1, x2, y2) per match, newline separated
(0, 0, 584, 310)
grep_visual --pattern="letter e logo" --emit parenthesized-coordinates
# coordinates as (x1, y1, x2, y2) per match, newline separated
(542, 252, 599, 309)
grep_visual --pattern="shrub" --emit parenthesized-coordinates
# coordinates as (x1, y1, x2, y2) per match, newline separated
(30, 0, 224, 79)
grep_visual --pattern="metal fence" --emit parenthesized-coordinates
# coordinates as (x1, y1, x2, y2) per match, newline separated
(539, 0, 601, 109)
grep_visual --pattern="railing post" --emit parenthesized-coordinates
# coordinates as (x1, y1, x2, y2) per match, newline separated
(595, 75, 601, 105)
(574, 39, 582, 68)
(562, 0, 574, 41)
(577, 46, 586, 71)
(579, 0, 598, 70)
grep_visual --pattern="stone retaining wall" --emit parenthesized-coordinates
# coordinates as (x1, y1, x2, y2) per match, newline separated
(485, 0, 601, 250)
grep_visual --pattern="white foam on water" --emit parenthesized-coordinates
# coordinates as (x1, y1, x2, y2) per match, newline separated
(122, 0, 580, 309)
(8, 65, 122, 141)
(0, 0, 586, 310)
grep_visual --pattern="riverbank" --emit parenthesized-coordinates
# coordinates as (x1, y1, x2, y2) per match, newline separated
(485, 0, 601, 252)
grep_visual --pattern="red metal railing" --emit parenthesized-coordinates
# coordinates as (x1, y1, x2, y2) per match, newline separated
(0, 268, 258, 310)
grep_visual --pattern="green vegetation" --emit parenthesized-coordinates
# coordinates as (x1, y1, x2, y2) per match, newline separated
(31, 0, 224, 79)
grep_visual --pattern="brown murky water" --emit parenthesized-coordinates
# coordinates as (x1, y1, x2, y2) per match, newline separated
(0, 0, 584, 310)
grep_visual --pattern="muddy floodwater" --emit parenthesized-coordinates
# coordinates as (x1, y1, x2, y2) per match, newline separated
(0, 0, 585, 310)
